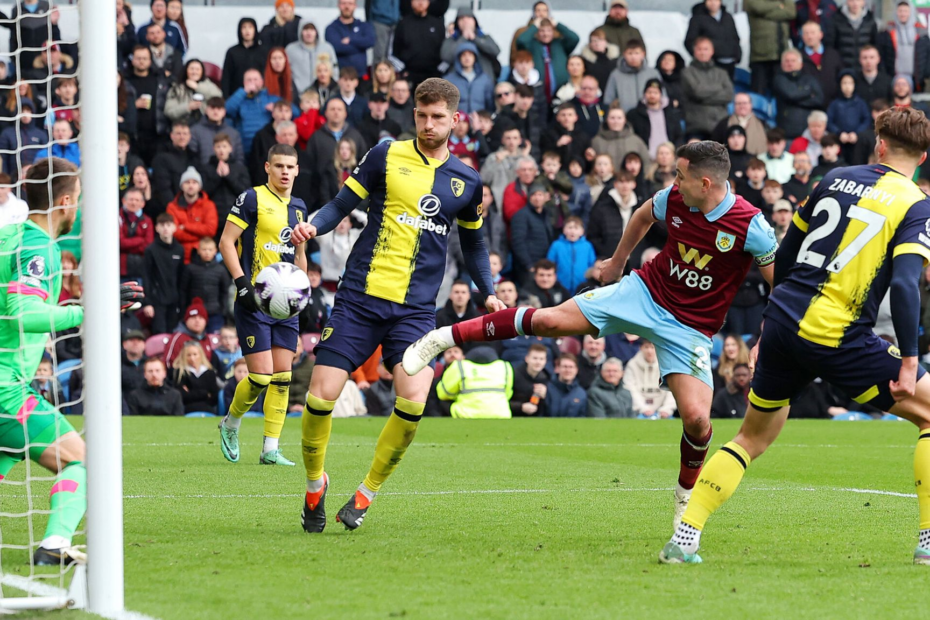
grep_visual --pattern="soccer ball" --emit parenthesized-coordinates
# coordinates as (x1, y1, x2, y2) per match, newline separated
(254, 263, 311, 320)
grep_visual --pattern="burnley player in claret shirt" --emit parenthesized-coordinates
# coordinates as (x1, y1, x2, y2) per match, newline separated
(405, 141, 778, 532)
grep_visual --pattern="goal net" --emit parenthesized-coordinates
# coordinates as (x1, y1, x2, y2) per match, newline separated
(0, 1, 122, 613)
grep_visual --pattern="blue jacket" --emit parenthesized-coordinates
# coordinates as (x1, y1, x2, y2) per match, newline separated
(510, 205, 556, 275)
(225, 88, 281, 154)
(35, 142, 81, 167)
(546, 234, 596, 293)
(367, 0, 400, 26)
(0, 123, 46, 176)
(827, 94, 871, 135)
(325, 18, 376, 78)
(547, 377, 587, 417)
(443, 42, 494, 114)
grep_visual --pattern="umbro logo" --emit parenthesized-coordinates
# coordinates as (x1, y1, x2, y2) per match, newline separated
(486, 323, 495, 337)
(399, 167, 411, 176)
(671, 216, 682, 228)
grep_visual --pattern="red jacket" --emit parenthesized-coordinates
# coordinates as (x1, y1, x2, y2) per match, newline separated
(167, 191, 218, 263)
(118, 210, 154, 277)
(295, 109, 325, 151)
(164, 331, 215, 369)
(502, 181, 529, 225)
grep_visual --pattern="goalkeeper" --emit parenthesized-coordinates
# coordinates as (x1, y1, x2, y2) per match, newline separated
(0, 158, 144, 566)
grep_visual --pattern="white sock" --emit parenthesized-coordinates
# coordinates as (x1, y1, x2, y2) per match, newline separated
(262, 436, 279, 453)
(675, 483, 692, 498)
(39, 535, 71, 550)
(306, 476, 324, 494)
(671, 522, 702, 555)
(223, 415, 242, 430)
(357, 482, 377, 502)
(436, 326, 456, 349)
(920, 529, 930, 549)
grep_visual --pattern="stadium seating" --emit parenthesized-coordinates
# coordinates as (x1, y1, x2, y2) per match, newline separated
(145, 334, 172, 358)
(185, 412, 218, 418)
(557, 337, 581, 356)
(301, 333, 321, 358)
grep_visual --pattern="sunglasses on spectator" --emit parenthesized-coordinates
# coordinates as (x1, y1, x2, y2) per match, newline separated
(496, 91, 514, 98)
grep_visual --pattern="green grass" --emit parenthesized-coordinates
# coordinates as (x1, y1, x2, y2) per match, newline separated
(3, 417, 929, 619)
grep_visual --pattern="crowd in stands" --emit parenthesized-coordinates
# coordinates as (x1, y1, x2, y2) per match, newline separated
(6, 0, 930, 419)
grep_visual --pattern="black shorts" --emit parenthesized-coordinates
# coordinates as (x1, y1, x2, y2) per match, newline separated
(233, 301, 299, 355)
(749, 318, 926, 412)
(314, 288, 437, 372)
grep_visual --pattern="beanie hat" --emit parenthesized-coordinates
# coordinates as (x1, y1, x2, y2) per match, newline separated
(894, 73, 914, 91)
(275, 0, 295, 8)
(180, 166, 202, 187)
(185, 297, 208, 322)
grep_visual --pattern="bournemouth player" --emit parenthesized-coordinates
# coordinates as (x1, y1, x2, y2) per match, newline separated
(0, 158, 144, 565)
(405, 142, 778, 530)
(218, 144, 308, 466)
(289, 78, 503, 532)
(660, 108, 930, 565)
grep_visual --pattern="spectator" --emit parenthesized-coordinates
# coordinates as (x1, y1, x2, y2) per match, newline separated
(0, 97, 44, 179)
(591, 105, 650, 175)
(121, 330, 148, 395)
(582, 28, 620, 95)
(495, 279, 519, 309)
(132, 165, 161, 220)
(553, 55, 587, 110)
(287, 338, 315, 412)
(481, 127, 525, 210)
(711, 362, 750, 418)
(436, 279, 479, 332)
(31, 357, 63, 407)
(441, 8, 501, 82)
(393, 0, 444, 88)
(445, 43, 494, 116)
(546, 216, 596, 294)
(516, 18, 580, 107)
(605, 40, 661, 113)
(656, 50, 685, 109)
(142, 23, 182, 80)
(179, 237, 229, 333)
(364, 362, 396, 417)
(211, 325, 242, 383)
(261, 0, 302, 49)
(521, 259, 571, 309)
(308, 55, 337, 103)
(681, 37, 733, 135)
(297, 263, 329, 335)
(142, 213, 185, 334)
(794, 0, 838, 45)
(714, 334, 750, 390)
(171, 341, 218, 414)
(164, 60, 222, 127)
(877, 0, 930, 88)
(295, 89, 325, 149)
(166, 167, 218, 263)
(828, 71, 870, 158)
(788, 110, 828, 166)
(249, 100, 295, 184)
(117, 0, 137, 70)
(623, 340, 676, 418)
(510, 344, 550, 417)
(387, 78, 415, 136)
(758, 129, 793, 184)
(849, 98, 889, 165)
(646, 142, 677, 186)
(223, 357, 265, 416)
(117, 73, 138, 141)
(50, 76, 79, 126)
(502, 156, 539, 224)
(854, 44, 892, 105)
(119, 188, 154, 282)
(772, 199, 793, 242)
(831, 0, 878, 69)
(306, 98, 367, 209)
(628, 79, 683, 159)
(711, 93, 768, 156)
(782, 150, 812, 205)
(164, 297, 215, 368)
(773, 49, 825, 140)
(446, 111, 486, 170)
(152, 121, 197, 210)
(589, 170, 637, 259)
(367, 0, 400, 63)
(481, 184, 507, 258)
(437, 346, 513, 419)
(759, 179, 784, 221)
(548, 353, 587, 417)
(745, 0, 796, 95)
(327, 0, 376, 79)
(587, 357, 634, 418)
(800, 22, 842, 104)
(125, 45, 170, 165)
(264, 47, 297, 107)
(540, 103, 591, 170)
(225, 69, 280, 155)
(576, 335, 606, 390)
(287, 21, 338, 97)
(34, 119, 80, 167)
(510, 183, 557, 285)
(126, 358, 184, 416)
(317, 216, 361, 302)
(222, 18, 267, 99)
(166, 0, 189, 53)
(601, 0, 643, 51)
(569, 76, 605, 140)
(366, 60, 396, 98)
(500, 83, 543, 158)
(509, 2, 554, 67)
(332, 66, 367, 128)
(890, 73, 930, 113)
(136, 0, 184, 56)
(0, 172, 27, 227)
(685, 0, 741, 79)
(726, 125, 752, 179)
(811, 133, 843, 177)
(189, 97, 245, 167)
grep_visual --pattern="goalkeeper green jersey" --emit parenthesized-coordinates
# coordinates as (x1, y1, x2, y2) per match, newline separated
(0, 220, 83, 389)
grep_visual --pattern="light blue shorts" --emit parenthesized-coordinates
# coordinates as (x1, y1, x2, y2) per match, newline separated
(573, 273, 714, 388)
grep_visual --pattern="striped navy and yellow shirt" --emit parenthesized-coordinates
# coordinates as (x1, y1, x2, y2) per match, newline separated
(336, 139, 483, 308)
(766, 164, 930, 347)
(227, 185, 308, 284)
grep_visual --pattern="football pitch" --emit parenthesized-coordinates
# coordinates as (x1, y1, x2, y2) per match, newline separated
(4, 416, 929, 619)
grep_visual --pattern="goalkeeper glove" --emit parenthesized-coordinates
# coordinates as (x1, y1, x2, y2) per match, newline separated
(234, 276, 258, 313)
(120, 281, 144, 313)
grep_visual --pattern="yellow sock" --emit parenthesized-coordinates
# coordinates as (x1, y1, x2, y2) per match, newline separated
(362, 397, 424, 493)
(262, 371, 291, 439)
(228, 373, 271, 418)
(682, 441, 752, 530)
(915, 431, 930, 530)
(302, 392, 335, 481)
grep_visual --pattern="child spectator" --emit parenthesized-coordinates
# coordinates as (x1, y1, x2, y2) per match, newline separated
(539, 151, 577, 222)
(119, 188, 154, 282)
(164, 297, 215, 368)
(772, 199, 794, 243)
(521, 259, 571, 309)
(172, 341, 218, 414)
(200, 134, 251, 235)
(758, 128, 794, 184)
(31, 356, 64, 407)
(34, 119, 80, 167)
(828, 71, 871, 162)
(126, 358, 185, 416)
(295, 89, 325, 150)
(143, 213, 185, 334)
(760, 180, 784, 223)
(540, 103, 591, 170)
(586, 358, 634, 418)
(623, 340, 676, 418)
(736, 158, 767, 209)
(167, 167, 218, 263)
(49, 77, 78, 124)
(211, 325, 242, 383)
(546, 216, 596, 293)
(118, 133, 144, 195)
(222, 357, 264, 416)
(180, 237, 230, 333)
(548, 353, 587, 417)
(812, 134, 844, 177)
